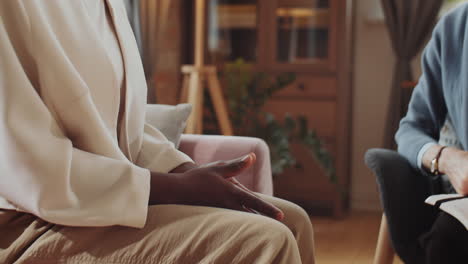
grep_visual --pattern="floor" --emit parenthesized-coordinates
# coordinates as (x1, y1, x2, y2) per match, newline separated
(312, 211, 403, 264)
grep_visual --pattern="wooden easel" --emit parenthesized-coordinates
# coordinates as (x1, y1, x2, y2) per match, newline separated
(180, 0, 233, 135)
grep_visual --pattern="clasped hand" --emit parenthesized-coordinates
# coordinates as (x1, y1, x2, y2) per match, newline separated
(149, 153, 284, 221)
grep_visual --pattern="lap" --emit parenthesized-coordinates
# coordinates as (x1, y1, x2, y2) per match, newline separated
(1, 194, 310, 264)
(421, 212, 468, 264)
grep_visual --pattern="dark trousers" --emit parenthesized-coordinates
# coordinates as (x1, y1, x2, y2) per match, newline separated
(365, 149, 468, 264)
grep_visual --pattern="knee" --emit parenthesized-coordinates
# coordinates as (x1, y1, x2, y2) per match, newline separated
(257, 195, 314, 241)
(422, 213, 468, 262)
(424, 231, 455, 263)
(244, 214, 297, 248)
(268, 220, 298, 248)
(281, 201, 313, 236)
(239, 216, 302, 263)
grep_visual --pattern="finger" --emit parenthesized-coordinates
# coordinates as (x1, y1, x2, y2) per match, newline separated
(228, 179, 268, 215)
(226, 201, 250, 213)
(199, 153, 256, 169)
(225, 197, 260, 215)
(251, 152, 257, 163)
(228, 178, 275, 214)
(213, 153, 256, 178)
(229, 178, 257, 196)
(197, 160, 223, 169)
(242, 205, 260, 214)
(233, 185, 284, 221)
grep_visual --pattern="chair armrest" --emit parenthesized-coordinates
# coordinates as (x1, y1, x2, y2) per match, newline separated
(178, 134, 273, 195)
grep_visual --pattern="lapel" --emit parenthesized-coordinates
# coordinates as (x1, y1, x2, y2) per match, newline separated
(104, 0, 149, 162)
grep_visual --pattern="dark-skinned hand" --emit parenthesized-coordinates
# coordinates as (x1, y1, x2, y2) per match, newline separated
(149, 153, 284, 221)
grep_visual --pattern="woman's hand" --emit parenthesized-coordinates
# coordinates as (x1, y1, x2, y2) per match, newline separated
(438, 147, 468, 195)
(149, 153, 284, 221)
(169, 162, 198, 173)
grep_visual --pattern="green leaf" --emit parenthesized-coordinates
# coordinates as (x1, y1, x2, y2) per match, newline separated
(222, 58, 337, 186)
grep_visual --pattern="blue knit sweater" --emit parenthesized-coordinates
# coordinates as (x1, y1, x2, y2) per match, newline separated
(396, 4, 468, 168)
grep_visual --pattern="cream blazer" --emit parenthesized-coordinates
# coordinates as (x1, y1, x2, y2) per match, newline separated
(0, 0, 192, 228)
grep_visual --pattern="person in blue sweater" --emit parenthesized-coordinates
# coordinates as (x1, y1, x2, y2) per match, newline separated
(377, 4, 468, 264)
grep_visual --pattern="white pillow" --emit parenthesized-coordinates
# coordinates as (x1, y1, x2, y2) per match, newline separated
(145, 104, 192, 148)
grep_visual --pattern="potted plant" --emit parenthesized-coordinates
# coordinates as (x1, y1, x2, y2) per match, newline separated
(221, 59, 336, 183)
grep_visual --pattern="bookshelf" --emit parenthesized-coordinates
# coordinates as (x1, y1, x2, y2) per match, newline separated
(204, 0, 354, 217)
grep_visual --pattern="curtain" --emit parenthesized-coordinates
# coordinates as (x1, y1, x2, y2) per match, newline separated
(381, 0, 443, 149)
(140, 0, 185, 104)
(123, 0, 142, 54)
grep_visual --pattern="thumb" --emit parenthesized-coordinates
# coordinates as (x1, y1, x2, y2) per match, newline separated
(213, 153, 256, 178)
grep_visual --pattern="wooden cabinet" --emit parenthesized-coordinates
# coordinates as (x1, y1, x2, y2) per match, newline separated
(206, 0, 354, 216)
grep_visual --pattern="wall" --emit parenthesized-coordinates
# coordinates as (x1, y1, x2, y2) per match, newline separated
(350, 0, 423, 211)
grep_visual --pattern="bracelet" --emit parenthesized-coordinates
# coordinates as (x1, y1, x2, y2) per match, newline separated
(430, 146, 447, 175)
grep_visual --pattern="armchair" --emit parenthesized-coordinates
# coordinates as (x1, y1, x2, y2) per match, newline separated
(144, 103, 274, 196)
(179, 134, 274, 196)
(365, 148, 439, 264)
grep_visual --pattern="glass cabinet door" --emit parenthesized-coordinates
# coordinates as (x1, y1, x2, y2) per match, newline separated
(208, 0, 259, 64)
(275, 0, 331, 65)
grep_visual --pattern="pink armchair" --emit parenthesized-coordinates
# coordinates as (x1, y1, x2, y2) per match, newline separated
(178, 134, 274, 196)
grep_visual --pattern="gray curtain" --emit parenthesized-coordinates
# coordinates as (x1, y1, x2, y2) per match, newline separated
(123, 0, 142, 54)
(381, 0, 443, 149)
(124, 0, 184, 104)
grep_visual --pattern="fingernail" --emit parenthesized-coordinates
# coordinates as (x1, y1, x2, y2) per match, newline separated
(241, 154, 251, 162)
(276, 211, 285, 221)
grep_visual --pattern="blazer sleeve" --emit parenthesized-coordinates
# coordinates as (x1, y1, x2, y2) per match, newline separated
(135, 122, 194, 173)
(395, 19, 447, 169)
(0, 1, 150, 228)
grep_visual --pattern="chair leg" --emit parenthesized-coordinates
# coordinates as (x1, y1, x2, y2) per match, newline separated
(374, 214, 395, 264)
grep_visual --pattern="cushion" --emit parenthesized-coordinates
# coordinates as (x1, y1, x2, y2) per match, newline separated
(145, 104, 192, 148)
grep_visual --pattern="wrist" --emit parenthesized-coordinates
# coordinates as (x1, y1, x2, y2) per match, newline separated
(422, 145, 443, 172)
(438, 147, 458, 175)
(149, 171, 184, 204)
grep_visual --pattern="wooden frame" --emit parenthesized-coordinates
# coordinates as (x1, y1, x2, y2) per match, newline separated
(374, 214, 396, 264)
(263, 0, 339, 73)
(333, 0, 354, 216)
(181, 0, 233, 136)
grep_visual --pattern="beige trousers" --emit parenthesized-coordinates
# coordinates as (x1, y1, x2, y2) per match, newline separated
(0, 194, 314, 264)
